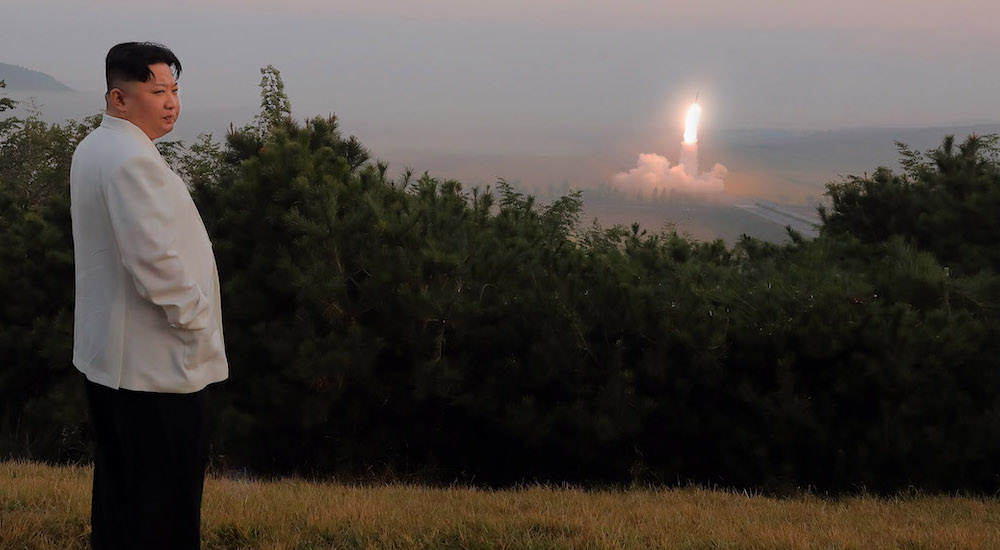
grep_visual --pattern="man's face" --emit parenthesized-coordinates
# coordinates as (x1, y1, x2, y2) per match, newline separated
(112, 63, 180, 140)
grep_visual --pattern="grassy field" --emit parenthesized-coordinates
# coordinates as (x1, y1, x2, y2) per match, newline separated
(3, 459, 999, 549)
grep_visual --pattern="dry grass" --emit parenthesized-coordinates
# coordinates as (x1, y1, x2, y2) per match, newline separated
(3, 458, 999, 549)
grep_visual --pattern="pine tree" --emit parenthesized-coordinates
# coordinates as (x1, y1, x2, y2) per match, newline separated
(256, 64, 292, 131)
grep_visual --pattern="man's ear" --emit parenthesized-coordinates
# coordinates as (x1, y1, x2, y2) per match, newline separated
(107, 87, 127, 112)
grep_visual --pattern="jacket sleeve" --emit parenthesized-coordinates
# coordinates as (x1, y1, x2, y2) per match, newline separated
(105, 154, 212, 331)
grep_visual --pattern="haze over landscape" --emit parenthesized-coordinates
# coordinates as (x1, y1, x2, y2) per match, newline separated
(8, 2, 1000, 523)
(3, 0, 998, 241)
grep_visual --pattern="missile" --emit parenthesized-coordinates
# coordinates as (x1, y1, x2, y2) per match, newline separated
(695, 91, 699, 103)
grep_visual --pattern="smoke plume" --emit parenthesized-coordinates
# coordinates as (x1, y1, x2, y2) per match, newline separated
(612, 151, 727, 196)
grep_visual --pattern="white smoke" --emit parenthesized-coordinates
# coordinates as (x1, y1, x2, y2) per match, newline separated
(613, 148, 727, 196)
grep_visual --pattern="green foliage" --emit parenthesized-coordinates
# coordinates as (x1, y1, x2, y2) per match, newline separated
(0, 110, 101, 210)
(0, 96, 101, 461)
(0, 170, 83, 462)
(256, 65, 292, 132)
(821, 133, 1000, 275)
(0, 80, 20, 140)
(2, 67, 1000, 494)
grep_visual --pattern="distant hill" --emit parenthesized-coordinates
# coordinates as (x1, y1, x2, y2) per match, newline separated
(713, 123, 1000, 203)
(717, 123, 1000, 175)
(0, 63, 72, 91)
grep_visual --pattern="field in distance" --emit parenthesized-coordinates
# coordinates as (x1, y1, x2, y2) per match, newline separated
(3, 459, 999, 549)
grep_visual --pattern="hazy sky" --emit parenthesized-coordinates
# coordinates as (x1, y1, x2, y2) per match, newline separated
(3, 0, 999, 156)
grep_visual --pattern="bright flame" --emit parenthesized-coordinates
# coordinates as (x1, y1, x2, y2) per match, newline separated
(683, 102, 701, 144)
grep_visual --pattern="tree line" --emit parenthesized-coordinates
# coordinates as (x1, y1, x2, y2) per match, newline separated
(2, 71, 999, 495)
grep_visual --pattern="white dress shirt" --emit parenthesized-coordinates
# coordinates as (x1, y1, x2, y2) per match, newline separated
(69, 114, 228, 393)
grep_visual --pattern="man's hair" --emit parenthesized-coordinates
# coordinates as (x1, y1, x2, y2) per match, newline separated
(105, 42, 182, 93)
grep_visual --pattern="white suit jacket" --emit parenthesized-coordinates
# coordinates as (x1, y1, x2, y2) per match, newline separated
(69, 114, 228, 393)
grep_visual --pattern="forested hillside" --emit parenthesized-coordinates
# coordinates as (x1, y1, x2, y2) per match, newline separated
(2, 71, 999, 495)
(0, 63, 72, 91)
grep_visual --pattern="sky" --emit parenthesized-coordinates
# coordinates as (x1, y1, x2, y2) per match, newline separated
(2, 0, 999, 159)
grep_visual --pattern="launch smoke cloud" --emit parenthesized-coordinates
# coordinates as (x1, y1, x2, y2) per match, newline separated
(613, 97, 727, 196)
(613, 153, 727, 195)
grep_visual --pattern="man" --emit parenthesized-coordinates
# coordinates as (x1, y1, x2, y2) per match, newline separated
(70, 42, 228, 549)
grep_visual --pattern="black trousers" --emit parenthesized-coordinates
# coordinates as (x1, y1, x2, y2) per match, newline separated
(84, 378, 214, 550)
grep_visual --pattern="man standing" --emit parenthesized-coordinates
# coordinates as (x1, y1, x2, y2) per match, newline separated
(70, 42, 228, 549)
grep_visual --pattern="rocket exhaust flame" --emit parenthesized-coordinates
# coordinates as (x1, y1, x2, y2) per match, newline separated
(683, 101, 701, 145)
